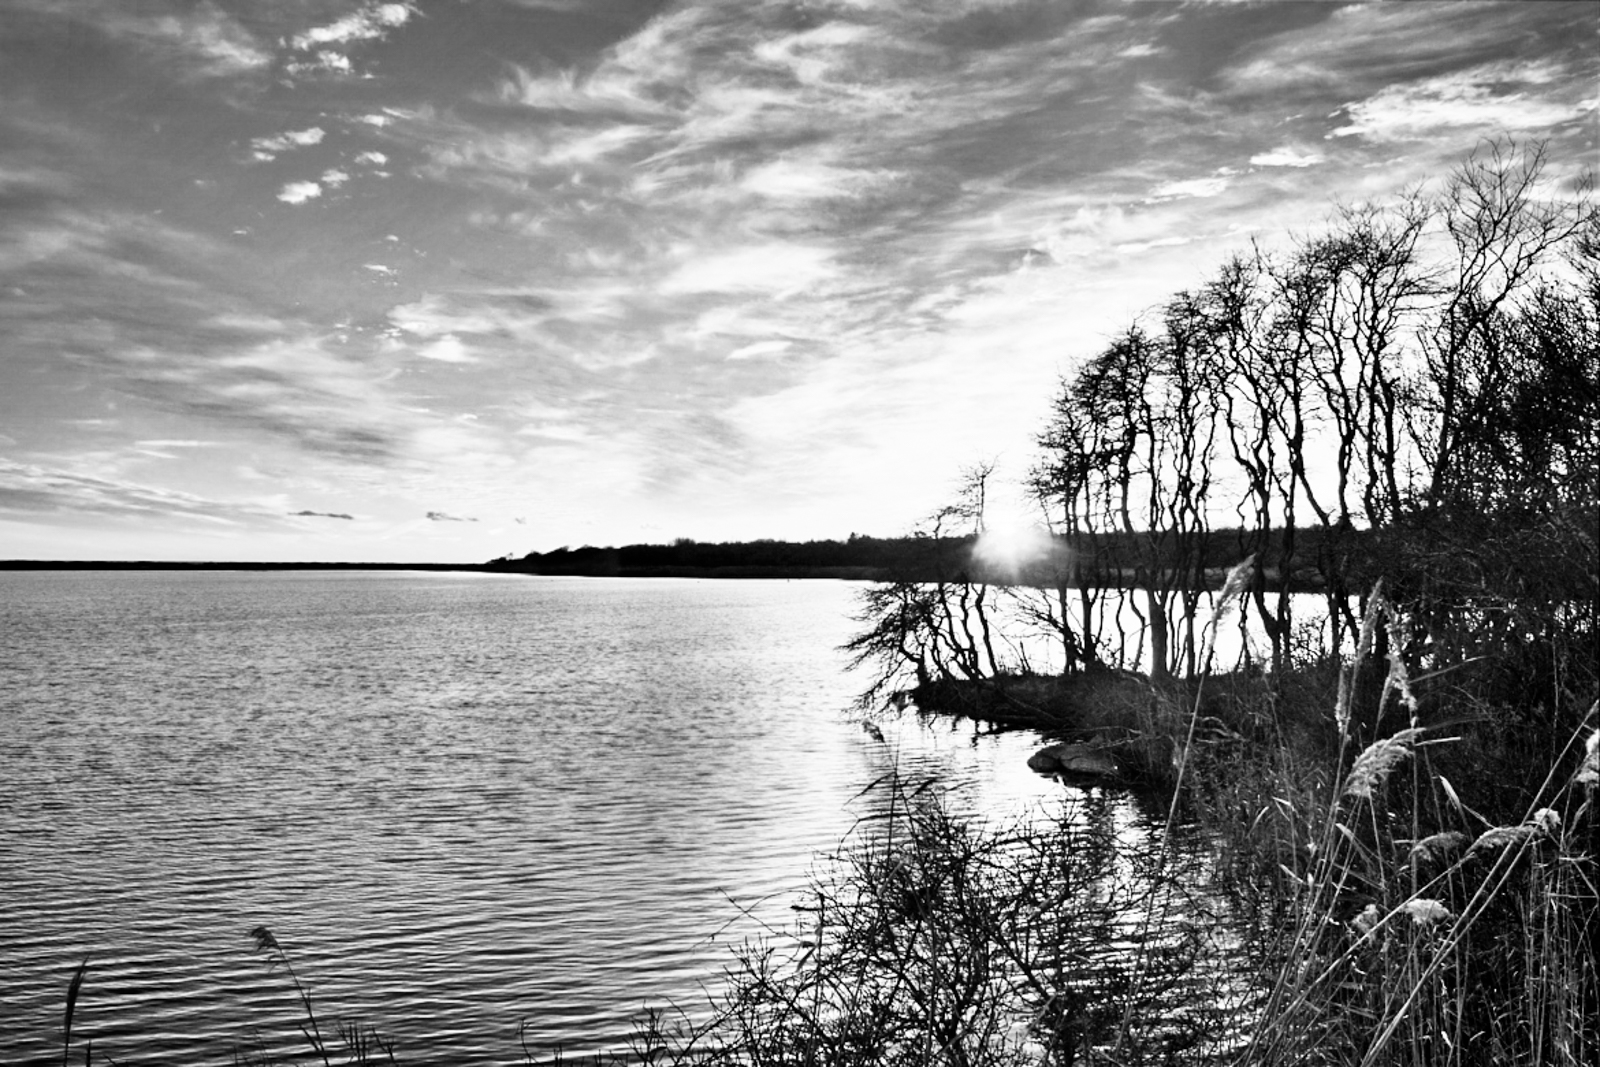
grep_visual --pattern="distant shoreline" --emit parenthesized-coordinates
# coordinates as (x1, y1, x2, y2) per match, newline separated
(0, 560, 883, 579)
(1, 524, 1410, 588)
(0, 560, 495, 572)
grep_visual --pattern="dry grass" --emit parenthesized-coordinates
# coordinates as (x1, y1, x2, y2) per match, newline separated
(1227, 588, 1598, 1067)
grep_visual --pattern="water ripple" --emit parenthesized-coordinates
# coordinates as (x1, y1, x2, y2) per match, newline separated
(2, 572, 1063, 1064)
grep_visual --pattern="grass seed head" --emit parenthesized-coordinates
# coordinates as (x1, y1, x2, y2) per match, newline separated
(1399, 898, 1452, 925)
(1471, 824, 1535, 852)
(1408, 831, 1469, 864)
(1577, 728, 1599, 791)
(1344, 727, 1425, 800)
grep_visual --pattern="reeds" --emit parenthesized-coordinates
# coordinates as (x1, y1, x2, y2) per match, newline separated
(62, 958, 88, 1067)
(239, 926, 395, 1066)
(1231, 587, 1599, 1067)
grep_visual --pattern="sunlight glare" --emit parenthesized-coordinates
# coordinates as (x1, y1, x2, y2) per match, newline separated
(973, 524, 1054, 576)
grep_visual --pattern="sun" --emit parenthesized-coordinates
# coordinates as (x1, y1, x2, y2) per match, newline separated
(972, 524, 1054, 577)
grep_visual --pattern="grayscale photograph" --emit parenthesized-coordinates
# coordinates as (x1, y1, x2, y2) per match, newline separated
(1, 1, 1595, 1064)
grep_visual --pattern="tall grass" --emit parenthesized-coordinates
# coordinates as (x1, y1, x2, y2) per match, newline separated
(1226, 587, 1598, 1067)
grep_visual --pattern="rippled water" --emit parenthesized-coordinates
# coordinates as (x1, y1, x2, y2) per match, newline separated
(1, 572, 1081, 1065)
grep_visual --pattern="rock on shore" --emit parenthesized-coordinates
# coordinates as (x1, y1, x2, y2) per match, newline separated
(1027, 742, 1120, 780)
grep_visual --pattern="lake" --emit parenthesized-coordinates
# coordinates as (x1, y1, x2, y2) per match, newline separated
(0, 571, 1120, 1064)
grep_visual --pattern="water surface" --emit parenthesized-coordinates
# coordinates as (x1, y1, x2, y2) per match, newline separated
(1, 571, 1073, 1064)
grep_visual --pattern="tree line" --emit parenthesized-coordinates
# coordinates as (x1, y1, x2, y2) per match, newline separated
(850, 140, 1597, 709)
(493, 534, 972, 580)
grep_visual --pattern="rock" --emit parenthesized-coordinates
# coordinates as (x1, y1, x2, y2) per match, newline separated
(1028, 742, 1119, 780)
(1026, 749, 1062, 773)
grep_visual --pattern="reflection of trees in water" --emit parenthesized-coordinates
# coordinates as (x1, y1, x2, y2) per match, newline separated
(651, 770, 1250, 1065)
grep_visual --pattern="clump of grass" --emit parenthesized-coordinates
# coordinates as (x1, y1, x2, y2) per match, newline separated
(50, 932, 398, 1066)
(1227, 588, 1599, 1067)
(239, 925, 396, 1066)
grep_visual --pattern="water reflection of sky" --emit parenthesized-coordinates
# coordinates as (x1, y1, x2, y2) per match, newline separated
(2, 572, 1223, 1065)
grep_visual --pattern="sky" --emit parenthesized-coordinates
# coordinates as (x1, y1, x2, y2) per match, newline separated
(0, 1, 1594, 563)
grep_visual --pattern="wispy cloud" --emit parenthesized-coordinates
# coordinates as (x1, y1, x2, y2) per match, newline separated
(251, 127, 325, 161)
(1, 0, 1589, 558)
(144, 3, 273, 77)
(275, 181, 320, 205)
(0, 459, 283, 524)
(1147, 176, 1231, 201)
(417, 335, 474, 363)
(5, 0, 274, 79)
(1331, 61, 1592, 142)
(426, 510, 477, 522)
(726, 339, 792, 361)
(274, 2, 416, 81)
(292, 3, 414, 50)
(661, 244, 837, 297)
(1251, 147, 1325, 168)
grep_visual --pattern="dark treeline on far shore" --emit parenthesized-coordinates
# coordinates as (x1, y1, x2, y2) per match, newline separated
(2, 524, 1434, 587)
(487, 533, 915, 580)
(484, 525, 1440, 590)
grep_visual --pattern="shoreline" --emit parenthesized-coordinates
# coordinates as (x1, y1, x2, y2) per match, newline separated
(0, 559, 498, 572)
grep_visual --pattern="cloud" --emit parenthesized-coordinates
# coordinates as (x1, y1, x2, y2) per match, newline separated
(740, 155, 898, 201)
(291, 3, 414, 51)
(130, 438, 217, 459)
(495, 0, 611, 11)
(384, 292, 558, 351)
(1222, 3, 1528, 96)
(274, 3, 416, 81)
(0, 207, 424, 465)
(250, 127, 326, 161)
(426, 510, 478, 522)
(14, 1, 273, 79)
(408, 0, 1200, 402)
(107, 337, 408, 462)
(149, 4, 273, 77)
(1147, 176, 1230, 201)
(389, 293, 495, 336)
(1331, 61, 1592, 142)
(1251, 147, 1324, 168)
(661, 243, 836, 295)
(417, 335, 474, 363)
(277, 181, 322, 205)
(0, 459, 282, 525)
(286, 50, 354, 76)
(727, 339, 793, 360)
(291, 509, 355, 520)
(497, 64, 677, 117)
(8, 0, 1585, 558)
(1113, 235, 1192, 256)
